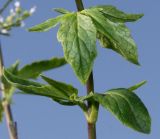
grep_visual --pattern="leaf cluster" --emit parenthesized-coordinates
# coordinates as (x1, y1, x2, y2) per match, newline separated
(1, 4, 151, 135)
(0, 57, 66, 121)
(28, 5, 143, 84)
(3, 69, 151, 133)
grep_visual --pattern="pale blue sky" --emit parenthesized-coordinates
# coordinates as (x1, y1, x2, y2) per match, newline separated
(0, 0, 160, 139)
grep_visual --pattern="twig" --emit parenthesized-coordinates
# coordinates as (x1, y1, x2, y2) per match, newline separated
(0, 38, 18, 139)
(0, 0, 13, 15)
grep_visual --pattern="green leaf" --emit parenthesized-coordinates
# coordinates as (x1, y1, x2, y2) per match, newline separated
(41, 75, 90, 106)
(3, 69, 72, 100)
(93, 89, 151, 133)
(57, 13, 97, 84)
(28, 15, 64, 32)
(74, 92, 94, 102)
(90, 5, 143, 22)
(7, 61, 20, 74)
(2, 61, 19, 100)
(128, 80, 147, 91)
(52, 98, 77, 106)
(0, 100, 3, 122)
(97, 31, 139, 65)
(53, 8, 71, 14)
(18, 57, 66, 79)
(41, 75, 78, 97)
(82, 9, 139, 65)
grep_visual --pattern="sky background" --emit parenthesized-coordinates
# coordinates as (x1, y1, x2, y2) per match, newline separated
(0, 0, 160, 139)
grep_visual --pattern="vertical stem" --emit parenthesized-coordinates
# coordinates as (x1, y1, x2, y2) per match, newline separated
(86, 72, 94, 107)
(0, 0, 13, 14)
(88, 123, 96, 139)
(75, 1, 97, 139)
(0, 39, 18, 139)
(86, 72, 97, 139)
(75, 0, 84, 11)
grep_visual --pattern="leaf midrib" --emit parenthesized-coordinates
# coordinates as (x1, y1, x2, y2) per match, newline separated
(108, 92, 144, 131)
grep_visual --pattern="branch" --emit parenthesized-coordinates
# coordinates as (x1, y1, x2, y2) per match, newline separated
(0, 0, 14, 15)
(0, 38, 18, 139)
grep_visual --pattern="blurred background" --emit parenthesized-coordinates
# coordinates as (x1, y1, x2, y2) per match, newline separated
(0, 0, 160, 139)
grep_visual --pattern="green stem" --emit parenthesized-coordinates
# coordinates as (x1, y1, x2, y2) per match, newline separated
(75, 1, 98, 138)
(0, 39, 18, 139)
(86, 72, 98, 139)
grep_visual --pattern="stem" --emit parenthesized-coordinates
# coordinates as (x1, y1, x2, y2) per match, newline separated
(0, 0, 13, 14)
(88, 123, 96, 139)
(75, 1, 98, 139)
(0, 39, 18, 139)
(75, 0, 84, 11)
(86, 72, 97, 139)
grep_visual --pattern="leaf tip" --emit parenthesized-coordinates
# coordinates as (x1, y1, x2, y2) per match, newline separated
(141, 115, 151, 134)
(131, 13, 144, 22)
(53, 8, 70, 14)
(40, 74, 46, 80)
(128, 80, 147, 91)
(27, 27, 36, 32)
(132, 60, 141, 66)
(138, 13, 144, 19)
(27, 27, 33, 32)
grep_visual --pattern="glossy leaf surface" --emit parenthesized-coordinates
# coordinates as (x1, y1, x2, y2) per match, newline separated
(93, 88, 151, 133)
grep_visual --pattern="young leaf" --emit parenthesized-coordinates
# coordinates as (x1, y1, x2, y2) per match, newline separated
(74, 92, 94, 102)
(18, 57, 66, 79)
(0, 100, 3, 122)
(2, 61, 19, 100)
(82, 9, 139, 65)
(41, 75, 90, 108)
(93, 89, 151, 133)
(58, 13, 97, 84)
(7, 61, 20, 74)
(52, 98, 77, 106)
(128, 80, 147, 91)
(28, 15, 64, 32)
(53, 8, 71, 14)
(90, 5, 143, 22)
(41, 75, 78, 97)
(3, 69, 77, 101)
